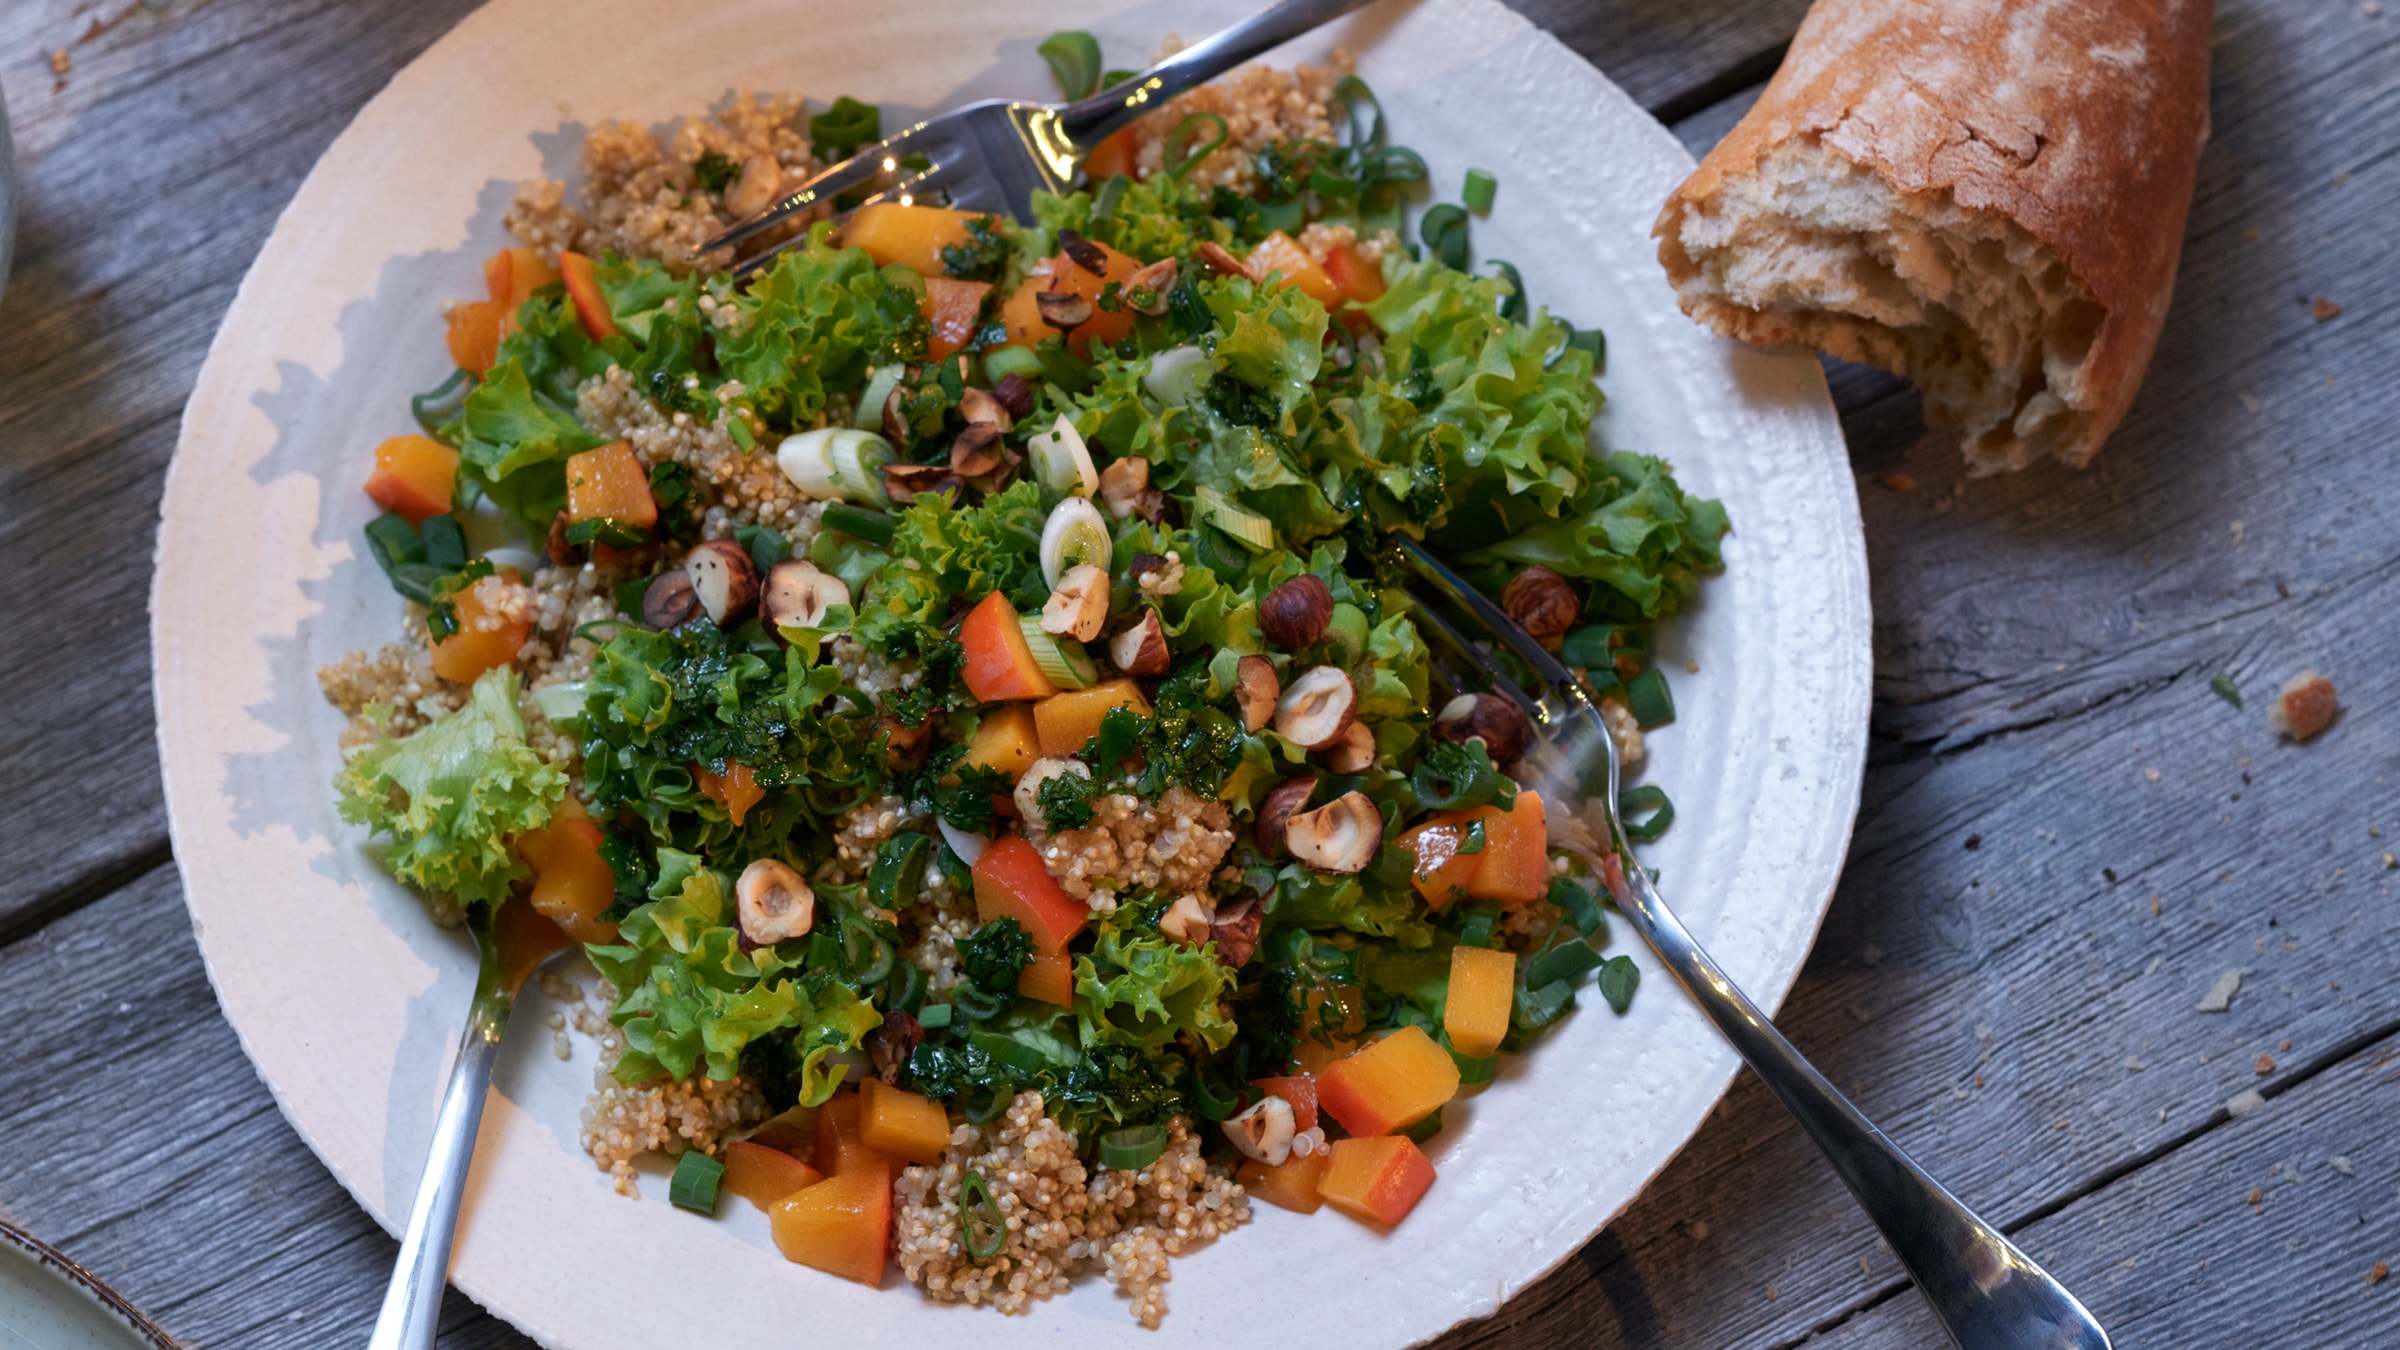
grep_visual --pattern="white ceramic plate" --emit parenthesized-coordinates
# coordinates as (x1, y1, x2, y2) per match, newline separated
(153, 0, 1868, 1344)
(0, 1222, 180, 1350)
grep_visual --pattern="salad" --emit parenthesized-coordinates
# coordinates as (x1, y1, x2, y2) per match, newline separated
(320, 37, 1727, 1326)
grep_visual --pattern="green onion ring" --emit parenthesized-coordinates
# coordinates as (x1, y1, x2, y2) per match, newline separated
(1617, 785, 1674, 843)
(1163, 112, 1229, 180)
(1097, 1125, 1167, 1171)
(867, 831, 931, 911)
(410, 368, 475, 434)
(958, 1170, 1009, 1261)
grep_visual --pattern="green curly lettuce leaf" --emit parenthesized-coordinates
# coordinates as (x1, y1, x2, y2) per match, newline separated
(853, 478, 1051, 648)
(451, 361, 607, 531)
(334, 667, 568, 915)
(1468, 450, 1731, 618)
(714, 228, 926, 427)
(1074, 925, 1239, 1053)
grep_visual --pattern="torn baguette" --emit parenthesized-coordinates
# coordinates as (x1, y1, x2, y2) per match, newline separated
(1653, 0, 2213, 473)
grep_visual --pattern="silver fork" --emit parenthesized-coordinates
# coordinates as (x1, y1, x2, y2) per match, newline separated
(1400, 537, 2111, 1350)
(695, 0, 1376, 272)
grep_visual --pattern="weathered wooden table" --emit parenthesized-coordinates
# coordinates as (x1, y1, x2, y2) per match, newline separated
(2, 1, 2392, 1345)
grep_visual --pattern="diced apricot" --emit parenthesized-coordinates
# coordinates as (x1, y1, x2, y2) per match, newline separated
(430, 575, 530, 684)
(972, 835, 1088, 1005)
(1000, 241, 1141, 353)
(841, 203, 984, 278)
(1322, 242, 1386, 305)
(1238, 1149, 1329, 1214)
(1400, 817, 1482, 912)
(364, 434, 458, 526)
(1316, 1025, 1461, 1138)
(769, 1157, 892, 1285)
(1033, 679, 1151, 758)
(858, 1078, 953, 1165)
(960, 592, 1058, 702)
(721, 1139, 824, 1212)
(492, 893, 575, 994)
(693, 761, 766, 826)
(1082, 125, 1142, 183)
(444, 298, 508, 375)
(1473, 789, 1548, 904)
(558, 250, 617, 341)
(920, 275, 992, 363)
(489, 246, 560, 309)
(1245, 231, 1343, 308)
(515, 797, 619, 945)
(1253, 1075, 1319, 1134)
(811, 1093, 893, 1177)
(961, 704, 1040, 783)
(1318, 1136, 1436, 1227)
(564, 440, 657, 530)
(1444, 946, 1515, 1059)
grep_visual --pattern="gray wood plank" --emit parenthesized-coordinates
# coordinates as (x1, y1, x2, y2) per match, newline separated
(0, 867, 532, 1348)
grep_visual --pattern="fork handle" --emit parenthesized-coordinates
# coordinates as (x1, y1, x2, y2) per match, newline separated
(365, 980, 512, 1350)
(1058, 0, 1380, 147)
(1610, 864, 2111, 1350)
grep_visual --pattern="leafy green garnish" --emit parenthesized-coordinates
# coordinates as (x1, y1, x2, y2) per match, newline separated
(1035, 768, 1097, 831)
(692, 150, 738, 195)
(1074, 925, 1239, 1053)
(960, 918, 1034, 996)
(940, 214, 1011, 282)
(714, 229, 926, 428)
(334, 668, 567, 915)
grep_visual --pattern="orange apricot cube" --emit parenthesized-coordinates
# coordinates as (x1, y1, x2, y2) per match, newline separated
(1315, 1025, 1461, 1138)
(1318, 1135, 1436, 1227)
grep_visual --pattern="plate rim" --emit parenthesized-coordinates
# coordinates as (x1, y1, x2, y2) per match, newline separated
(0, 1220, 185, 1350)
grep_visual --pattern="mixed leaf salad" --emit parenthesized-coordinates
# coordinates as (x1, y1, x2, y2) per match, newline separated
(335, 50, 1726, 1290)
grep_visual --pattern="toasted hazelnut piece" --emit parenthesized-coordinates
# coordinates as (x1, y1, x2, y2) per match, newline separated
(641, 568, 702, 629)
(1255, 774, 1319, 855)
(1283, 791, 1382, 875)
(1274, 665, 1357, 749)
(1158, 893, 1216, 947)
(735, 858, 816, 948)
(1260, 574, 1333, 648)
(957, 385, 1014, 433)
(882, 463, 963, 506)
(1110, 609, 1170, 676)
(1193, 239, 1258, 281)
(683, 540, 760, 626)
(762, 558, 850, 633)
(989, 373, 1035, 420)
(1323, 719, 1376, 774)
(1099, 456, 1152, 521)
(724, 152, 784, 219)
(1124, 257, 1179, 314)
(881, 380, 914, 445)
(1036, 290, 1095, 329)
(1235, 655, 1280, 732)
(1209, 897, 1262, 967)
(1222, 1093, 1296, 1165)
(1501, 565, 1580, 639)
(1042, 563, 1111, 642)
(1013, 756, 1091, 832)
(2269, 670, 2339, 741)
(864, 1009, 923, 1086)
(1058, 228, 1110, 277)
(951, 422, 1004, 477)
(1433, 691, 1534, 764)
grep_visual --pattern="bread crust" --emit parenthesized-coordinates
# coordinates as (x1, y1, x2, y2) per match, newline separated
(1656, 0, 2214, 470)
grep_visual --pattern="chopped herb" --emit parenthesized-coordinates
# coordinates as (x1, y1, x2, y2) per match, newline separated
(692, 150, 739, 195)
(2211, 673, 2242, 708)
(940, 215, 1011, 283)
(1037, 30, 1103, 100)
(960, 917, 1034, 996)
(1036, 768, 1097, 830)
(1595, 955, 1640, 1014)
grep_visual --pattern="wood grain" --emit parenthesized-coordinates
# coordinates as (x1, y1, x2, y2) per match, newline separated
(0, 0, 2393, 1347)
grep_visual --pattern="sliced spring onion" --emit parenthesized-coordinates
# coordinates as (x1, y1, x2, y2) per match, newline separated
(563, 517, 646, 548)
(822, 503, 897, 546)
(1449, 1046, 1498, 1086)
(916, 1001, 954, 1030)
(1595, 955, 1640, 1014)
(868, 831, 932, 911)
(1017, 616, 1097, 690)
(1163, 111, 1229, 179)
(1420, 203, 1470, 271)
(1512, 977, 1574, 1034)
(1400, 1108, 1444, 1144)
(1462, 167, 1498, 214)
(1487, 258, 1528, 324)
(1617, 785, 1674, 843)
(839, 914, 895, 985)
(1027, 415, 1100, 498)
(959, 1170, 1008, 1261)
(1036, 29, 1103, 100)
(418, 514, 469, 569)
(1549, 877, 1608, 939)
(531, 680, 589, 727)
(776, 427, 894, 508)
(1191, 1066, 1250, 1122)
(1325, 602, 1370, 666)
(668, 1149, 725, 1215)
(1560, 623, 1645, 669)
(962, 1083, 1015, 1124)
(727, 415, 756, 452)
(937, 818, 990, 868)
(1038, 495, 1112, 587)
(1097, 1125, 1167, 1171)
(883, 958, 926, 1015)
(1089, 173, 1131, 222)
(1524, 937, 1605, 990)
(853, 365, 906, 431)
(981, 344, 1044, 383)
(1141, 344, 1213, 407)
(949, 982, 1007, 1025)
(966, 1031, 1053, 1076)
(364, 513, 425, 568)
(1194, 485, 1274, 552)
(1622, 667, 1675, 728)
(410, 368, 475, 433)
(1454, 903, 1500, 950)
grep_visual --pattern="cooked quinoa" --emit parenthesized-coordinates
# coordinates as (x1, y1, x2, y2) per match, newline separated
(324, 39, 1729, 1331)
(894, 1093, 1247, 1327)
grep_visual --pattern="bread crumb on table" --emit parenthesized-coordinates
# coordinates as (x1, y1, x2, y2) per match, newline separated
(2268, 670, 2339, 741)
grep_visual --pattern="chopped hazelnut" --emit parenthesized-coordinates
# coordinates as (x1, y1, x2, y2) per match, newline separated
(735, 858, 815, 947)
(1432, 691, 1534, 763)
(1041, 562, 1111, 642)
(1158, 893, 1216, 947)
(683, 540, 760, 625)
(1283, 791, 1382, 874)
(761, 559, 850, 633)
(1260, 574, 1333, 648)
(1274, 665, 1357, 749)
(1322, 719, 1376, 774)
(1109, 608, 1170, 676)
(641, 568, 702, 629)
(1501, 565, 1580, 639)
(1255, 774, 1319, 855)
(1235, 655, 1280, 732)
(1036, 290, 1095, 329)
